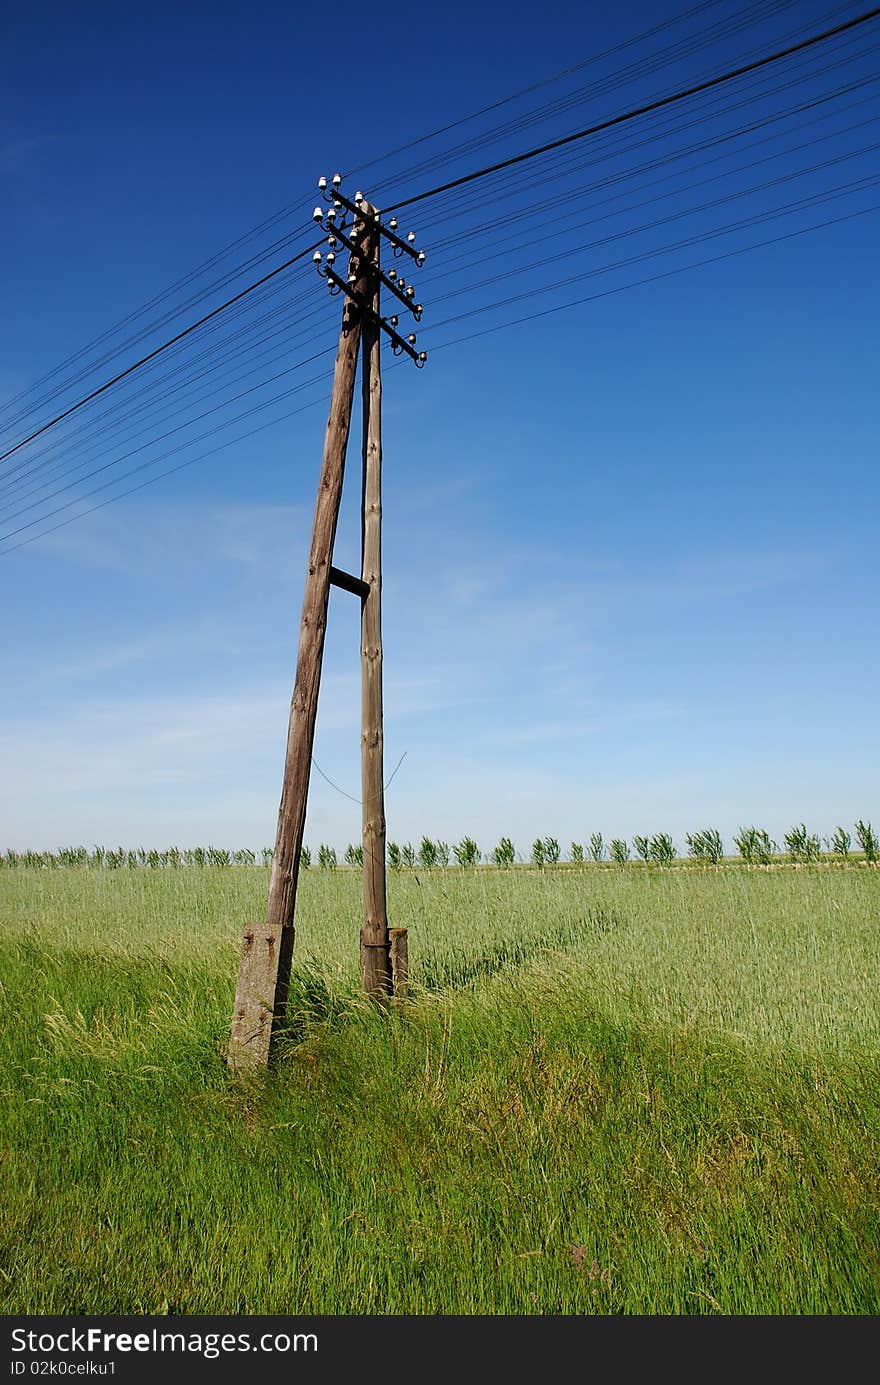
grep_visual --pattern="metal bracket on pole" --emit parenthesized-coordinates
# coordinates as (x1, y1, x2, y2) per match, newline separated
(329, 565, 370, 599)
(318, 267, 426, 365)
(313, 173, 428, 366)
(315, 222, 423, 321)
(317, 178, 425, 265)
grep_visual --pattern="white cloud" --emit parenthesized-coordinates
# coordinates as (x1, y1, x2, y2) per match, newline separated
(2, 477, 869, 854)
(29, 499, 310, 574)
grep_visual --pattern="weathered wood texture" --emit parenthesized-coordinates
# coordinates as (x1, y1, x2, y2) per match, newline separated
(228, 227, 369, 1071)
(360, 209, 393, 999)
(390, 927, 409, 998)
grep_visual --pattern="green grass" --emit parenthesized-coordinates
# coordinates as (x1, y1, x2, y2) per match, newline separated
(1, 864, 878, 1313)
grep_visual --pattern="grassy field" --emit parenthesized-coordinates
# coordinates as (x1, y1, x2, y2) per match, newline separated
(1, 862, 878, 1314)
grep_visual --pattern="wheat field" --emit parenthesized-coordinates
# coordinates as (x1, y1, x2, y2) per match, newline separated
(1, 862, 878, 1313)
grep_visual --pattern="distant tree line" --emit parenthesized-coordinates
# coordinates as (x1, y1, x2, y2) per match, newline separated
(4, 821, 877, 869)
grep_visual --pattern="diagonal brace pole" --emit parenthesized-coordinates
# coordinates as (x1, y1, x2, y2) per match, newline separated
(228, 240, 369, 1071)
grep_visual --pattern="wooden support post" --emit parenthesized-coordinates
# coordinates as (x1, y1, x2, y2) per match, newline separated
(390, 927, 409, 998)
(360, 207, 393, 999)
(228, 230, 369, 1072)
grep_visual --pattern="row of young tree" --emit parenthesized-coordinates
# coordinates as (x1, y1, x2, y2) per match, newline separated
(3, 821, 877, 870)
(0, 845, 271, 870)
(321, 821, 879, 869)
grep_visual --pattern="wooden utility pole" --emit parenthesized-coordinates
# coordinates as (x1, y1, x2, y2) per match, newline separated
(227, 226, 370, 1072)
(359, 210, 392, 997)
(227, 177, 426, 1071)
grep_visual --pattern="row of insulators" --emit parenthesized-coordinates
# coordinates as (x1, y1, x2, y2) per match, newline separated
(312, 204, 425, 266)
(313, 249, 422, 317)
(314, 175, 425, 266)
(314, 176, 427, 364)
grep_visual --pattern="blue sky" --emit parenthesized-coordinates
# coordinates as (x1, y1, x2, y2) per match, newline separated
(2, 0, 878, 855)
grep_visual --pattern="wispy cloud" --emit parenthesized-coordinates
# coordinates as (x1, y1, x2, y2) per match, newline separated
(572, 546, 827, 614)
(31, 500, 310, 574)
(2, 480, 865, 852)
(0, 688, 285, 797)
(205, 502, 310, 569)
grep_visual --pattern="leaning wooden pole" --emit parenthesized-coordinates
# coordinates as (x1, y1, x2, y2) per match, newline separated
(228, 240, 368, 1072)
(359, 208, 393, 998)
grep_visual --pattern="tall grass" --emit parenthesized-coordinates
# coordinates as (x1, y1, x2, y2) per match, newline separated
(0, 865, 878, 1313)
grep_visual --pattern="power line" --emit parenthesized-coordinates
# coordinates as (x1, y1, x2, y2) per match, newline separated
(426, 199, 879, 354)
(3, 4, 877, 548)
(423, 32, 880, 237)
(3, 182, 876, 559)
(9, 81, 869, 520)
(349, 0, 728, 183)
(371, 0, 812, 193)
(426, 95, 880, 277)
(0, 336, 340, 525)
(0, 387, 327, 558)
(0, 360, 337, 549)
(0, 213, 311, 428)
(6, 6, 873, 475)
(429, 142, 880, 311)
(7, 135, 878, 533)
(0, 0, 738, 430)
(387, 8, 874, 215)
(21, 43, 870, 494)
(0, 240, 324, 467)
(0, 0, 832, 440)
(0, 345, 339, 539)
(15, 68, 864, 507)
(0, 291, 331, 504)
(0, 223, 313, 439)
(384, 5, 880, 210)
(425, 171, 880, 332)
(310, 751, 409, 805)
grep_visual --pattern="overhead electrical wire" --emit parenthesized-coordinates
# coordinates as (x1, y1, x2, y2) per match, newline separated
(426, 84, 880, 272)
(0, 0, 743, 427)
(425, 198, 879, 353)
(0, 352, 339, 544)
(3, 158, 878, 544)
(2, 193, 875, 560)
(0, 240, 326, 466)
(0, 211, 314, 427)
(0, 0, 845, 439)
(1, 6, 859, 437)
(0, 326, 340, 522)
(3, 4, 876, 475)
(424, 173, 880, 334)
(379, 4, 868, 209)
(0, 336, 345, 533)
(0, 222, 316, 437)
(2, 2, 878, 559)
(0, 308, 338, 509)
(369, 0, 818, 191)
(384, 5, 880, 210)
(348, 0, 730, 181)
(0, 383, 349, 559)
(0, 291, 333, 503)
(22, 48, 875, 484)
(428, 140, 880, 311)
(422, 28, 880, 234)
(7, 71, 873, 516)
